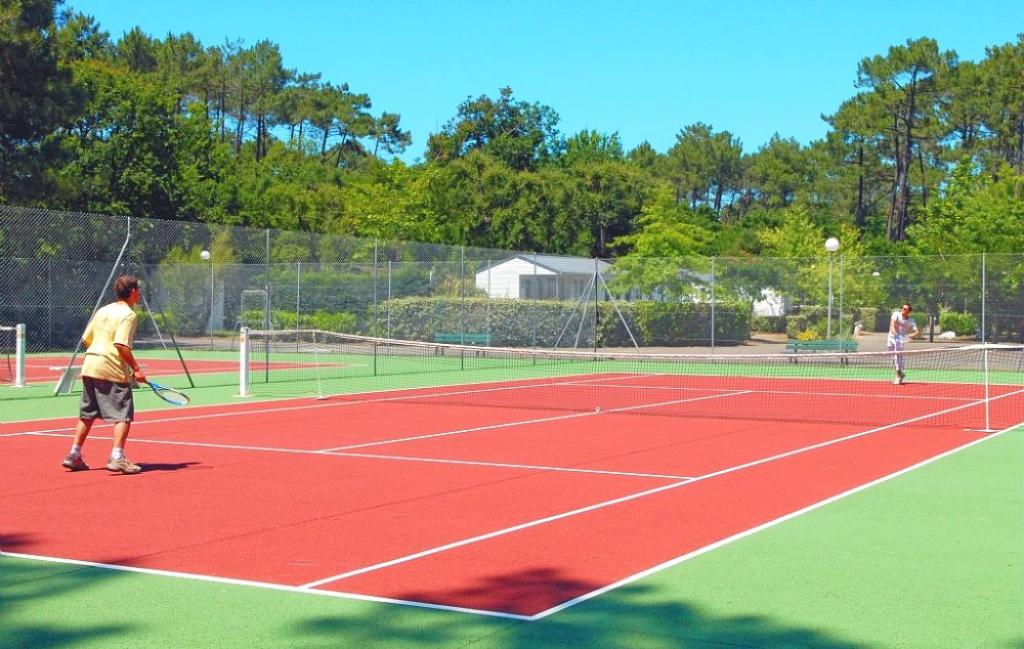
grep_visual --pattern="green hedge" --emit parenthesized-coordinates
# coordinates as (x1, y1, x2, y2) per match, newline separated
(380, 297, 750, 347)
(939, 311, 978, 337)
(787, 305, 859, 339)
(852, 307, 880, 332)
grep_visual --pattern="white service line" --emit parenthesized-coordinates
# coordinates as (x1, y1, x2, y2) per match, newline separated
(16, 431, 693, 480)
(325, 450, 694, 481)
(587, 382, 985, 403)
(298, 389, 1021, 591)
(321, 389, 751, 452)
(0, 551, 531, 621)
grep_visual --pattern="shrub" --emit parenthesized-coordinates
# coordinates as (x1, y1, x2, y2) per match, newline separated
(750, 315, 787, 334)
(796, 328, 819, 341)
(853, 307, 880, 331)
(786, 315, 808, 339)
(379, 297, 750, 347)
(939, 311, 978, 337)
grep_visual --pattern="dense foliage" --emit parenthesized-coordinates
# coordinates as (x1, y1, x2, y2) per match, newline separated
(2, 1, 1023, 261)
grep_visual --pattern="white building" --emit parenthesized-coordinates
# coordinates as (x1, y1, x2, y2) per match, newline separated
(475, 255, 612, 300)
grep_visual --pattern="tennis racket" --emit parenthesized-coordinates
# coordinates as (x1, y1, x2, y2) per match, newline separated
(145, 380, 190, 406)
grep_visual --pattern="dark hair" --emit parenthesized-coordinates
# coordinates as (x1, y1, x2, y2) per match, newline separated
(902, 303, 912, 312)
(113, 275, 140, 300)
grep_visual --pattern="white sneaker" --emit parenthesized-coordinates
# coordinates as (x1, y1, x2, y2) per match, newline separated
(893, 378, 901, 385)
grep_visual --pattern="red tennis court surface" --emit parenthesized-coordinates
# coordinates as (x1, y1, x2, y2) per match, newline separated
(2, 374, 1020, 618)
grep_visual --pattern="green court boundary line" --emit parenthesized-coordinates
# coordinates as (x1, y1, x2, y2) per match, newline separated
(529, 418, 1024, 620)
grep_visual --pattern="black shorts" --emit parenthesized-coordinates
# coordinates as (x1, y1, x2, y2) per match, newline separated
(79, 376, 134, 422)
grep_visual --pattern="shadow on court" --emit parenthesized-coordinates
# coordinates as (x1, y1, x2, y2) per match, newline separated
(136, 461, 202, 472)
(0, 534, 133, 649)
(291, 566, 865, 649)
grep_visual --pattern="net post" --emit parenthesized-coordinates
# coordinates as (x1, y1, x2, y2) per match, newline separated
(983, 345, 991, 432)
(14, 324, 27, 388)
(238, 326, 251, 397)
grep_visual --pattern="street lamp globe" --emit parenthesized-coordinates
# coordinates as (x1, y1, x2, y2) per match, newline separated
(200, 250, 211, 261)
(824, 237, 840, 253)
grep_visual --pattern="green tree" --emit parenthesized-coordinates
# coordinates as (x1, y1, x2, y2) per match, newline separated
(856, 38, 956, 241)
(745, 135, 807, 208)
(561, 130, 624, 166)
(610, 188, 715, 299)
(0, 0, 71, 200)
(907, 159, 1024, 253)
(426, 87, 560, 171)
(979, 35, 1024, 177)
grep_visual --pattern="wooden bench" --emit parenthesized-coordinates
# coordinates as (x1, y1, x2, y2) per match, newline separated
(785, 339, 858, 364)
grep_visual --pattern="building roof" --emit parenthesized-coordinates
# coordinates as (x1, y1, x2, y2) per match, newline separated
(477, 254, 612, 276)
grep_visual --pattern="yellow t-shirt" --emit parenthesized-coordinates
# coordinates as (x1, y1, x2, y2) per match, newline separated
(81, 301, 139, 383)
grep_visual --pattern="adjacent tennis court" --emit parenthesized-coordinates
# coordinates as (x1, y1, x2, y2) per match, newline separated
(3, 338, 1022, 637)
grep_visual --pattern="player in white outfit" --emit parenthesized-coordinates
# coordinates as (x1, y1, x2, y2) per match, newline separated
(888, 303, 919, 384)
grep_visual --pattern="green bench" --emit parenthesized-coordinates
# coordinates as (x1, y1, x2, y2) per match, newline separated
(433, 333, 492, 355)
(434, 332, 491, 345)
(785, 339, 858, 364)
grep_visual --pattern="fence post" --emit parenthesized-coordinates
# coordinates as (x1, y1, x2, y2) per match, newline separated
(486, 259, 491, 342)
(264, 229, 271, 330)
(594, 257, 599, 352)
(710, 257, 716, 351)
(981, 252, 986, 342)
(460, 246, 466, 344)
(839, 254, 845, 338)
(47, 257, 53, 349)
(373, 240, 379, 338)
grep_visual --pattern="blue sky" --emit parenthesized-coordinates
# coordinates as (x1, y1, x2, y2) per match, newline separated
(69, 0, 1024, 162)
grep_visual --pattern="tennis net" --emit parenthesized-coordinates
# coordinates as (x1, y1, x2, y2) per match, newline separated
(239, 328, 1024, 432)
(0, 324, 27, 387)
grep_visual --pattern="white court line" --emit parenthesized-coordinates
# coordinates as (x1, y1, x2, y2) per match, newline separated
(529, 418, 1024, 620)
(299, 388, 1023, 591)
(585, 383, 986, 403)
(15, 431, 693, 481)
(0, 551, 531, 621)
(322, 390, 751, 452)
(8, 391, 1022, 620)
(0, 372, 640, 435)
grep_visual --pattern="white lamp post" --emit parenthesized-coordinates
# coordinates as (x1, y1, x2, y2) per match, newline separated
(825, 237, 840, 339)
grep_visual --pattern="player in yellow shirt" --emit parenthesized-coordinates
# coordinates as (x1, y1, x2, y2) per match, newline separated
(62, 275, 147, 474)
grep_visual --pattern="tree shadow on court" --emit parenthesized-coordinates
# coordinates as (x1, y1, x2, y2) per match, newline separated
(0, 534, 136, 649)
(289, 566, 867, 648)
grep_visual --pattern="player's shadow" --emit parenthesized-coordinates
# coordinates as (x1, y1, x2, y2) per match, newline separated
(137, 461, 202, 472)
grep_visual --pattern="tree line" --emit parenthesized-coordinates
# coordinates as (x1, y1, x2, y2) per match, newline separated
(2, 0, 1023, 263)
